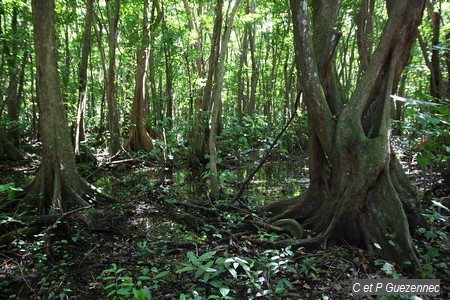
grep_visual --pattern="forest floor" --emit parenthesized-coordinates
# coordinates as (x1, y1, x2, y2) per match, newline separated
(0, 150, 449, 299)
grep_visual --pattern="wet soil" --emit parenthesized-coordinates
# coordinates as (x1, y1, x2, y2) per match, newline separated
(0, 152, 448, 299)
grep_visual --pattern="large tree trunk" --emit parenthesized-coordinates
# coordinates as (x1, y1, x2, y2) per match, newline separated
(265, 0, 426, 271)
(11, 0, 112, 214)
(123, 0, 154, 152)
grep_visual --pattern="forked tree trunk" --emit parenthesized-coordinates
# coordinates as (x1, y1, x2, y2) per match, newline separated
(14, 0, 112, 214)
(191, 0, 223, 165)
(265, 0, 426, 271)
(209, 0, 242, 201)
(123, 0, 154, 152)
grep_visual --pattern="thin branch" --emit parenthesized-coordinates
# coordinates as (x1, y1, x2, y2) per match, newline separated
(230, 92, 301, 204)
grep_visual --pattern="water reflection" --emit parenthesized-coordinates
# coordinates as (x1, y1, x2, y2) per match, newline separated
(93, 159, 309, 207)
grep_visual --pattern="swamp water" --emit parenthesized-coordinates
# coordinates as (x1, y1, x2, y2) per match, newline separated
(94, 158, 310, 208)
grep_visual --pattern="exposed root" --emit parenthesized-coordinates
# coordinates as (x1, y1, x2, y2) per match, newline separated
(262, 159, 423, 273)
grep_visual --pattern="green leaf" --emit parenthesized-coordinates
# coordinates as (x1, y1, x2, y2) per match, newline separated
(431, 200, 449, 212)
(227, 267, 237, 278)
(198, 251, 216, 261)
(176, 265, 194, 273)
(104, 276, 115, 281)
(117, 288, 131, 295)
(417, 227, 426, 234)
(417, 154, 431, 168)
(426, 248, 438, 260)
(154, 270, 170, 279)
(219, 287, 230, 297)
(143, 286, 152, 300)
(105, 283, 116, 290)
(151, 148, 161, 154)
(187, 251, 197, 264)
(194, 268, 204, 279)
(0, 183, 14, 192)
(138, 276, 151, 280)
(209, 279, 222, 288)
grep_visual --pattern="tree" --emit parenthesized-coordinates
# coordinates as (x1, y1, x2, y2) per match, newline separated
(11, 0, 111, 214)
(106, 0, 122, 157)
(74, 0, 94, 157)
(0, 2, 26, 160)
(208, 0, 241, 201)
(266, 0, 427, 270)
(123, 0, 155, 152)
(417, 0, 449, 99)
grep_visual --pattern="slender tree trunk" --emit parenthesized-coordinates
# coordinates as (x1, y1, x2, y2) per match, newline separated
(4, 6, 20, 148)
(94, 16, 108, 140)
(106, 0, 122, 157)
(74, 0, 94, 156)
(247, 13, 257, 116)
(62, 0, 71, 103)
(162, 0, 173, 128)
(237, 0, 250, 121)
(446, 32, 450, 99)
(123, 0, 154, 152)
(0, 5, 25, 160)
(356, 0, 375, 75)
(427, 1, 443, 98)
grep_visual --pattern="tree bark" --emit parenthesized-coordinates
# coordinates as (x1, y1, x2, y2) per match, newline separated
(192, 0, 223, 165)
(426, 0, 443, 98)
(209, 0, 242, 201)
(183, 0, 207, 165)
(94, 16, 108, 141)
(106, 0, 123, 157)
(74, 0, 94, 156)
(247, 11, 258, 116)
(123, 0, 154, 152)
(4, 6, 23, 149)
(162, 0, 173, 129)
(237, 0, 250, 121)
(13, 0, 112, 214)
(266, 0, 426, 271)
